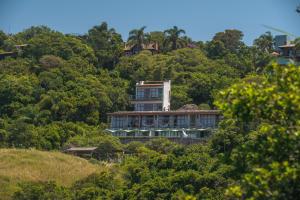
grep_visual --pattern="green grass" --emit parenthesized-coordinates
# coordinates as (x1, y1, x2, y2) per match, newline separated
(0, 148, 106, 200)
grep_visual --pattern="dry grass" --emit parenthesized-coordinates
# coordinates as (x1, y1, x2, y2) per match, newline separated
(0, 148, 105, 200)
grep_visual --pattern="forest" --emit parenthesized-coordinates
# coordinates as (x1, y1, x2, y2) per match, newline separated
(0, 23, 299, 199)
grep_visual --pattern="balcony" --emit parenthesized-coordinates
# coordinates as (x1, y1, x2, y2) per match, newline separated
(277, 57, 297, 65)
(129, 95, 163, 101)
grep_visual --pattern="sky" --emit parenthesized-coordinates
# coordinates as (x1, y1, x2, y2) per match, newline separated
(0, 0, 299, 45)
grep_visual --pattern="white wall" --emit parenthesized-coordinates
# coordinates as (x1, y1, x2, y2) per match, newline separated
(163, 80, 171, 111)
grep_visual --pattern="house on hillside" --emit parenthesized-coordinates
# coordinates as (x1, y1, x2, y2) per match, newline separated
(124, 43, 159, 56)
(0, 44, 28, 60)
(273, 35, 300, 65)
(106, 80, 221, 141)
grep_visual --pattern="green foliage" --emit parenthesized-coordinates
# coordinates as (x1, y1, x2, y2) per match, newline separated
(1, 24, 297, 200)
(0, 30, 8, 48)
(128, 26, 147, 51)
(212, 29, 244, 53)
(39, 55, 63, 69)
(18, 26, 96, 63)
(215, 64, 300, 199)
(86, 22, 123, 68)
(13, 181, 72, 200)
(116, 48, 239, 105)
(164, 26, 186, 50)
(145, 31, 165, 50)
(253, 31, 274, 53)
(72, 171, 124, 200)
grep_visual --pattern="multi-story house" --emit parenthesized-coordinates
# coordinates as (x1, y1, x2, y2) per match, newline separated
(107, 81, 221, 139)
(274, 35, 300, 65)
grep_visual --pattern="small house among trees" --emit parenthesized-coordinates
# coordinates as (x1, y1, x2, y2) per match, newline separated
(124, 42, 159, 56)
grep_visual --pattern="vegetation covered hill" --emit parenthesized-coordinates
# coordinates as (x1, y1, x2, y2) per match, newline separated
(0, 23, 299, 199)
(0, 148, 104, 199)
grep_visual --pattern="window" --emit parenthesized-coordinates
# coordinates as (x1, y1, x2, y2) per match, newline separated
(153, 103, 162, 111)
(128, 116, 139, 128)
(190, 115, 196, 127)
(199, 115, 216, 128)
(158, 115, 169, 127)
(144, 104, 153, 111)
(177, 115, 188, 128)
(135, 103, 163, 111)
(112, 116, 126, 128)
(142, 116, 154, 128)
(135, 104, 144, 111)
(136, 88, 145, 100)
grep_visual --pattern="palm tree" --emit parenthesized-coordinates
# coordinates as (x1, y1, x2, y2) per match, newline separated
(164, 26, 186, 50)
(127, 26, 147, 51)
(253, 31, 274, 53)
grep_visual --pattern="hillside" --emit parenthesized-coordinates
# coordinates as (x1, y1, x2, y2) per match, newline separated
(0, 148, 104, 200)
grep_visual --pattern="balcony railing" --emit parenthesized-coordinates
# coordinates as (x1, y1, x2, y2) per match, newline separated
(129, 95, 163, 101)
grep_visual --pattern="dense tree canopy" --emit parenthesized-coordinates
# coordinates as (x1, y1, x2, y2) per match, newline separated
(85, 22, 123, 68)
(0, 22, 298, 200)
(214, 65, 300, 199)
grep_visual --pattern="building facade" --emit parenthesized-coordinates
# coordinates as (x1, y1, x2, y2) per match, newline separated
(107, 81, 221, 139)
(131, 81, 171, 111)
(274, 35, 300, 65)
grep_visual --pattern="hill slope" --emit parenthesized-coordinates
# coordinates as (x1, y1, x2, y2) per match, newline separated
(0, 148, 103, 199)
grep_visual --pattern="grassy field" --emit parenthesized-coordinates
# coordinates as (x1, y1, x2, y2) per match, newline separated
(0, 148, 105, 200)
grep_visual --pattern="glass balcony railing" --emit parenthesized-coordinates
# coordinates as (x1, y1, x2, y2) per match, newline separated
(129, 95, 163, 101)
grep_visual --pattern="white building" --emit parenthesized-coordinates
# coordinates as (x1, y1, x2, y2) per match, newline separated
(107, 80, 221, 139)
(132, 81, 171, 111)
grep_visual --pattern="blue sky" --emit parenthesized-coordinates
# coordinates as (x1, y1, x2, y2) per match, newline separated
(0, 0, 299, 45)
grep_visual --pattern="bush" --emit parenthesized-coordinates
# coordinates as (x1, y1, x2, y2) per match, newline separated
(39, 55, 63, 69)
(13, 181, 71, 200)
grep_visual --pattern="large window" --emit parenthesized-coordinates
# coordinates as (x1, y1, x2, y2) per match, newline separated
(136, 88, 145, 100)
(111, 116, 126, 128)
(190, 115, 196, 127)
(199, 115, 216, 127)
(158, 115, 170, 128)
(175, 115, 188, 128)
(141, 116, 154, 128)
(135, 103, 162, 111)
(150, 88, 163, 99)
(144, 104, 153, 111)
(135, 104, 146, 111)
(128, 116, 139, 128)
(136, 87, 163, 100)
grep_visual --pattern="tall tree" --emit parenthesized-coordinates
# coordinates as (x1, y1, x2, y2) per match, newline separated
(0, 30, 7, 48)
(253, 31, 274, 53)
(127, 26, 147, 51)
(294, 37, 300, 52)
(145, 31, 165, 51)
(86, 22, 123, 69)
(164, 26, 186, 50)
(212, 29, 244, 53)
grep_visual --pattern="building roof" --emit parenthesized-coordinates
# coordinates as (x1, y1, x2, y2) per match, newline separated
(0, 51, 16, 55)
(108, 110, 221, 116)
(136, 84, 164, 87)
(124, 43, 159, 51)
(15, 44, 28, 48)
(65, 147, 97, 152)
(271, 52, 280, 56)
(278, 44, 296, 48)
(177, 104, 199, 111)
(135, 80, 169, 87)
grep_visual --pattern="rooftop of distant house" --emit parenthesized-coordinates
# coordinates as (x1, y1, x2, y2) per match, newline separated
(124, 43, 159, 51)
